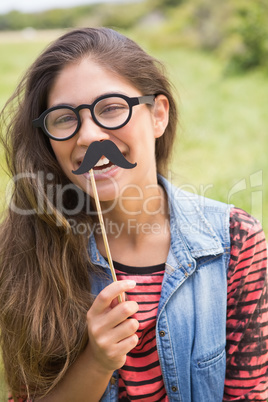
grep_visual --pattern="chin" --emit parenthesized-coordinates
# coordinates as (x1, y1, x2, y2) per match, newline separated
(95, 189, 119, 203)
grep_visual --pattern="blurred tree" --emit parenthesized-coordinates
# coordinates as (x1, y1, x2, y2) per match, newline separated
(1, 11, 29, 30)
(36, 9, 75, 29)
(0, 15, 9, 30)
(223, 0, 268, 73)
(147, 0, 185, 12)
(97, 2, 148, 30)
(191, 0, 230, 50)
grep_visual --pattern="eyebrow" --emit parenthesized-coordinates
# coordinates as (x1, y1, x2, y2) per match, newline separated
(49, 91, 132, 109)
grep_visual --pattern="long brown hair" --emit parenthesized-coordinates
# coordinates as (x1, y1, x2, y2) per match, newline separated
(0, 28, 178, 399)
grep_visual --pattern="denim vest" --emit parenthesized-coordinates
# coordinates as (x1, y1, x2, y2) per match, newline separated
(88, 176, 232, 402)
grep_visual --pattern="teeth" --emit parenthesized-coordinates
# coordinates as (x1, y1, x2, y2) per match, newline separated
(93, 164, 115, 175)
(95, 157, 110, 167)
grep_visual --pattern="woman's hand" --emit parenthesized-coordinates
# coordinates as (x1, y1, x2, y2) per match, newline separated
(86, 280, 139, 374)
(35, 280, 138, 402)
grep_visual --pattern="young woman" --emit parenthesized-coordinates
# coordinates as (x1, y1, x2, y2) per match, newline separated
(0, 28, 267, 402)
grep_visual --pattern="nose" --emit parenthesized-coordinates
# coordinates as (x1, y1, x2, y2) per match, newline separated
(76, 109, 110, 147)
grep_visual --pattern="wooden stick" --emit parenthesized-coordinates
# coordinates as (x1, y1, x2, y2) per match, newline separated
(90, 169, 122, 303)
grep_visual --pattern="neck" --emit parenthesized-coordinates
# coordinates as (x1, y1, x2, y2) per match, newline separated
(93, 182, 169, 243)
(91, 181, 171, 266)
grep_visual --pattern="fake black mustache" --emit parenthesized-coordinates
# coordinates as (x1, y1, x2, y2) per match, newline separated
(72, 140, 137, 175)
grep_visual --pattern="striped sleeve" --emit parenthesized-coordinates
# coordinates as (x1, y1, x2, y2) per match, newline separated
(224, 208, 268, 401)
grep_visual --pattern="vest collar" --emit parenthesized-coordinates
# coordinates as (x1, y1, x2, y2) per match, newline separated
(159, 175, 224, 259)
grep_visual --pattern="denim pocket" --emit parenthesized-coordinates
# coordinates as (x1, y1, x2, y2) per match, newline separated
(197, 347, 225, 369)
(191, 348, 226, 402)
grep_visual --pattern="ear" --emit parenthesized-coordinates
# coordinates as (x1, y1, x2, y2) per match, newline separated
(152, 95, 169, 139)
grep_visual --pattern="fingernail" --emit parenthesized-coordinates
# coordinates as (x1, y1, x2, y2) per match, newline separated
(127, 280, 136, 288)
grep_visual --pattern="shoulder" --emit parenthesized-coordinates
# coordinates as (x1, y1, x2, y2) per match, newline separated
(160, 176, 233, 256)
(229, 207, 266, 250)
(160, 175, 231, 215)
(230, 207, 262, 233)
(228, 206, 267, 277)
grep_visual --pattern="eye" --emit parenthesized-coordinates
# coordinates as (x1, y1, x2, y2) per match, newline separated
(55, 114, 77, 125)
(99, 103, 128, 116)
(103, 104, 125, 113)
(95, 97, 129, 119)
(46, 109, 78, 129)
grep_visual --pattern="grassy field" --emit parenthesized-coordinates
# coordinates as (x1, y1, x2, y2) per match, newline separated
(0, 29, 267, 397)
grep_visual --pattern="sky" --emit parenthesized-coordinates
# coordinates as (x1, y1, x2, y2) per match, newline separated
(0, 0, 130, 14)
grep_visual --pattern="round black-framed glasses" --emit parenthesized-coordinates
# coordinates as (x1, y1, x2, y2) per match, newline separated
(32, 93, 155, 141)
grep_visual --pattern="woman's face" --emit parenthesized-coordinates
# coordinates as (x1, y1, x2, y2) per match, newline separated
(48, 57, 169, 202)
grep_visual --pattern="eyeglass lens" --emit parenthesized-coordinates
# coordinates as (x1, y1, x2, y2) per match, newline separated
(45, 96, 130, 139)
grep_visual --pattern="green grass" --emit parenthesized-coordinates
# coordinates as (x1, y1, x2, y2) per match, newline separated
(0, 31, 61, 106)
(0, 30, 267, 397)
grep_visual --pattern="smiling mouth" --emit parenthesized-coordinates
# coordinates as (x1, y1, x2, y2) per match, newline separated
(93, 160, 115, 174)
(95, 157, 110, 168)
(72, 140, 137, 176)
(77, 157, 115, 174)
